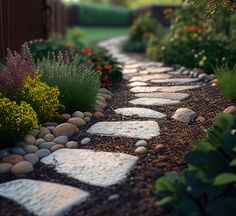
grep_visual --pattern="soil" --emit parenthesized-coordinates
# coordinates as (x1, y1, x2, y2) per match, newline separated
(0, 72, 233, 216)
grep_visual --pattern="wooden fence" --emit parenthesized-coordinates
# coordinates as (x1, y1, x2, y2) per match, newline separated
(0, 0, 67, 58)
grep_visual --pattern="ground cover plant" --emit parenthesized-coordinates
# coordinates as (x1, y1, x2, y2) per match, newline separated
(156, 114, 236, 216)
(38, 52, 100, 113)
(123, 12, 163, 53)
(215, 66, 236, 103)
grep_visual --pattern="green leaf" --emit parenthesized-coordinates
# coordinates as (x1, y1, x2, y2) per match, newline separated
(159, 196, 176, 207)
(213, 173, 236, 185)
(180, 198, 202, 216)
(156, 176, 175, 193)
(229, 159, 236, 166)
(206, 197, 236, 216)
(195, 141, 216, 152)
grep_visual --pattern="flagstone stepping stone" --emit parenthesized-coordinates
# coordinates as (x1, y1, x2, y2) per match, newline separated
(0, 179, 89, 216)
(115, 107, 166, 119)
(128, 82, 148, 87)
(129, 98, 180, 106)
(130, 85, 200, 93)
(123, 68, 138, 74)
(124, 63, 142, 69)
(130, 74, 172, 82)
(87, 121, 160, 139)
(135, 92, 190, 100)
(151, 78, 199, 85)
(139, 67, 174, 74)
(41, 149, 138, 187)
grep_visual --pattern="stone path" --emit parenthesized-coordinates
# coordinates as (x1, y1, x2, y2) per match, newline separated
(0, 36, 206, 215)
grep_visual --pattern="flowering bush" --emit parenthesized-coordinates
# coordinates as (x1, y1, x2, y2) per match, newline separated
(0, 97, 39, 147)
(19, 74, 63, 123)
(146, 5, 236, 73)
(66, 46, 122, 88)
(38, 53, 100, 112)
(0, 43, 36, 97)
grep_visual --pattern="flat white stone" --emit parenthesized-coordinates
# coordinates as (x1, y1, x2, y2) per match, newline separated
(41, 149, 138, 187)
(0, 179, 89, 216)
(135, 92, 190, 100)
(130, 74, 172, 82)
(123, 63, 142, 69)
(139, 67, 173, 74)
(115, 107, 166, 119)
(130, 85, 200, 93)
(123, 68, 138, 74)
(87, 121, 160, 139)
(129, 98, 180, 106)
(151, 78, 199, 85)
(128, 82, 148, 87)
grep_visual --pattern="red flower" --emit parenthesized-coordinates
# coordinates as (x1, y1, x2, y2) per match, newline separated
(103, 76, 109, 81)
(104, 64, 111, 70)
(66, 43, 73, 49)
(84, 48, 93, 54)
(86, 60, 92, 65)
(97, 65, 103, 71)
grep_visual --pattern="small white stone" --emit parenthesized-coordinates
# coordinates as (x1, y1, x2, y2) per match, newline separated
(81, 138, 91, 145)
(129, 98, 180, 106)
(134, 146, 147, 154)
(72, 111, 84, 118)
(108, 194, 120, 201)
(135, 140, 148, 147)
(172, 108, 198, 123)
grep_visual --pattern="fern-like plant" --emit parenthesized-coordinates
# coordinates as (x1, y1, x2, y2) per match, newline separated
(38, 53, 100, 113)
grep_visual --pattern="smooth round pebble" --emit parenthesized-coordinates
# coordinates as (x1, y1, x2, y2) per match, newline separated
(134, 146, 147, 154)
(24, 135, 36, 145)
(135, 140, 148, 147)
(72, 111, 84, 118)
(13, 141, 25, 147)
(35, 149, 51, 159)
(11, 161, 34, 174)
(84, 112, 92, 118)
(95, 105, 103, 112)
(47, 126, 56, 133)
(0, 149, 9, 160)
(29, 129, 40, 138)
(68, 117, 86, 127)
(2, 154, 24, 165)
(24, 153, 39, 165)
(35, 138, 46, 146)
(50, 144, 64, 152)
(39, 142, 55, 149)
(108, 194, 120, 201)
(53, 136, 68, 144)
(44, 134, 55, 142)
(43, 122, 58, 127)
(155, 144, 165, 150)
(39, 127, 51, 136)
(224, 106, 236, 115)
(96, 100, 107, 109)
(52, 123, 79, 137)
(23, 145, 38, 153)
(65, 141, 79, 149)
(60, 113, 71, 121)
(93, 111, 105, 119)
(10, 147, 26, 156)
(0, 163, 13, 174)
(84, 117, 91, 123)
(81, 138, 91, 145)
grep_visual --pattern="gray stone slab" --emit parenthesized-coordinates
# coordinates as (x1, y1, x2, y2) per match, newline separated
(129, 98, 180, 106)
(87, 121, 160, 140)
(139, 67, 174, 74)
(135, 92, 190, 100)
(130, 85, 200, 93)
(123, 68, 138, 74)
(129, 74, 172, 82)
(0, 179, 89, 216)
(128, 82, 148, 87)
(124, 63, 142, 69)
(151, 78, 199, 85)
(115, 107, 166, 119)
(41, 149, 138, 187)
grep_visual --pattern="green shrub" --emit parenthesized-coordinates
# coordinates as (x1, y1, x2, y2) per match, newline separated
(19, 74, 63, 123)
(0, 97, 39, 147)
(38, 55, 100, 113)
(215, 66, 236, 102)
(123, 12, 163, 53)
(74, 4, 131, 27)
(156, 114, 236, 216)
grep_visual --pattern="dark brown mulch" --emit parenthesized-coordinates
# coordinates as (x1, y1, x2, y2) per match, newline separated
(0, 78, 233, 216)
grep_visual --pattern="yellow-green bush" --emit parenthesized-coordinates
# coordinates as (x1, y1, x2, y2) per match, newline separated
(0, 97, 39, 147)
(19, 74, 64, 123)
